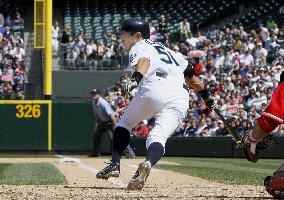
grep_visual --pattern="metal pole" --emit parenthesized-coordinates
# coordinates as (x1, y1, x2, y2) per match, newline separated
(44, 0, 52, 99)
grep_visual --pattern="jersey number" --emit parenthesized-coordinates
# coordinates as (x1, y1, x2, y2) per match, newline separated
(154, 46, 179, 66)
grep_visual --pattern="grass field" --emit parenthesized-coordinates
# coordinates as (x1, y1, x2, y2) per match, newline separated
(0, 163, 66, 185)
(0, 156, 275, 199)
(0, 154, 282, 187)
(157, 157, 283, 185)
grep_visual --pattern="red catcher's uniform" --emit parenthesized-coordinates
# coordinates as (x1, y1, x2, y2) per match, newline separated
(258, 81, 284, 133)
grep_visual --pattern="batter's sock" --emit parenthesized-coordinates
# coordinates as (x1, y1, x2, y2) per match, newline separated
(111, 126, 130, 165)
(146, 142, 164, 166)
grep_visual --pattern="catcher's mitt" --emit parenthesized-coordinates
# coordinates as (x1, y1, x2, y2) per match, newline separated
(257, 134, 274, 150)
(240, 133, 273, 163)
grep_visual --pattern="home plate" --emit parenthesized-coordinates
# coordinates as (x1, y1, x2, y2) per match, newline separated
(59, 157, 81, 163)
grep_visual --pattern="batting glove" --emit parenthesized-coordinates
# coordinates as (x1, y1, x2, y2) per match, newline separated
(204, 94, 218, 110)
(121, 79, 137, 94)
(198, 89, 218, 109)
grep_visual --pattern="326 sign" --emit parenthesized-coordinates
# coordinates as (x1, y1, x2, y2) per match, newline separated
(16, 104, 41, 118)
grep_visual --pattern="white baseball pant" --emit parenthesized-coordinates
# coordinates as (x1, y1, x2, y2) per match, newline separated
(117, 76, 189, 149)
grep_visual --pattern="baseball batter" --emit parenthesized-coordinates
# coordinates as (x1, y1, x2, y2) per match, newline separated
(96, 18, 216, 190)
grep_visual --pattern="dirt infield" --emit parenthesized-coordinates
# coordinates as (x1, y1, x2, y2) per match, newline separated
(0, 157, 271, 200)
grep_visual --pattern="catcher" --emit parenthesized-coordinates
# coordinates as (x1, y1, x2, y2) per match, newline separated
(241, 71, 284, 198)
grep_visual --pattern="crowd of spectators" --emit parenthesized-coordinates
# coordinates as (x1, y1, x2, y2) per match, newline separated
(0, 1, 25, 100)
(97, 15, 284, 137)
(59, 23, 128, 70)
(59, 14, 192, 70)
(171, 20, 284, 137)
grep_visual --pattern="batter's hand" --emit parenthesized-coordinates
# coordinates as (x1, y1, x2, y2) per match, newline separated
(121, 80, 132, 94)
(204, 94, 218, 110)
(197, 89, 218, 110)
(121, 79, 137, 94)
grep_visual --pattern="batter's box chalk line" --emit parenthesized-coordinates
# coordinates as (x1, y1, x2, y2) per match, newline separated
(55, 155, 127, 188)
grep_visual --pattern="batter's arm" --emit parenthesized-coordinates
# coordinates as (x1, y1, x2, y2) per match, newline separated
(184, 76, 204, 92)
(135, 57, 150, 76)
(183, 63, 204, 91)
(183, 64, 217, 109)
(121, 57, 150, 94)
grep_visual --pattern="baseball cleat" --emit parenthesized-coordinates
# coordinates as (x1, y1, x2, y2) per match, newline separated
(96, 162, 120, 180)
(127, 161, 151, 190)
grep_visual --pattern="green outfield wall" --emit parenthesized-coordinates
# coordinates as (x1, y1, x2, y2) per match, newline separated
(130, 137, 284, 158)
(0, 100, 283, 158)
(0, 101, 50, 150)
(53, 71, 130, 99)
(51, 101, 111, 153)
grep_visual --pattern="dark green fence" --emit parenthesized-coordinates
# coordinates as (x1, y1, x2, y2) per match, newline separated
(53, 71, 130, 99)
(52, 101, 94, 150)
(0, 101, 48, 150)
(130, 137, 284, 158)
(52, 100, 111, 153)
(0, 100, 283, 159)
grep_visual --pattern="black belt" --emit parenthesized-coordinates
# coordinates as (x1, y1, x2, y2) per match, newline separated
(156, 71, 189, 92)
(156, 71, 167, 78)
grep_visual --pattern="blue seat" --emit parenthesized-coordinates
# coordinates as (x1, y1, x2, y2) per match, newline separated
(63, 0, 256, 40)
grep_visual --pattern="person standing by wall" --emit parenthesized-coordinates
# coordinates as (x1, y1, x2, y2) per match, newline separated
(52, 21, 60, 55)
(89, 89, 116, 157)
(158, 15, 167, 39)
(179, 18, 190, 42)
(90, 89, 135, 158)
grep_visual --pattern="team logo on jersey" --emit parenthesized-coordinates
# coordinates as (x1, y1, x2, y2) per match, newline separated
(130, 53, 137, 64)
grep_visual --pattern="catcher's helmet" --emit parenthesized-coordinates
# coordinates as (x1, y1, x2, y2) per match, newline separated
(264, 173, 284, 198)
(265, 163, 284, 199)
(117, 18, 150, 39)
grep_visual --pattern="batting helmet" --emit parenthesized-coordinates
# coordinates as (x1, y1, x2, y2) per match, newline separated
(117, 18, 150, 39)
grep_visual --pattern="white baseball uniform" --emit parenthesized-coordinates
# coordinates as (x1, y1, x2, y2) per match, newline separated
(117, 39, 189, 149)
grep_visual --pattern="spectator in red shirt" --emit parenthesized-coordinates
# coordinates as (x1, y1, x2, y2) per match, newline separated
(214, 82, 223, 93)
(118, 96, 127, 108)
(193, 57, 204, 75)
(133, 121, 149, 137)
(1, 68, 12, 82)
(0, 81, 13, 99)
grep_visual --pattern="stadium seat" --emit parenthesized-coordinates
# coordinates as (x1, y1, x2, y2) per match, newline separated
(63, 0, 241, 40)
(225, 0, 283, 31)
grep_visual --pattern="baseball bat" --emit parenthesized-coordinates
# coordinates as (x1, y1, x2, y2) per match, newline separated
(214, 109, 260, 162)
(213, 108, 242, 147)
